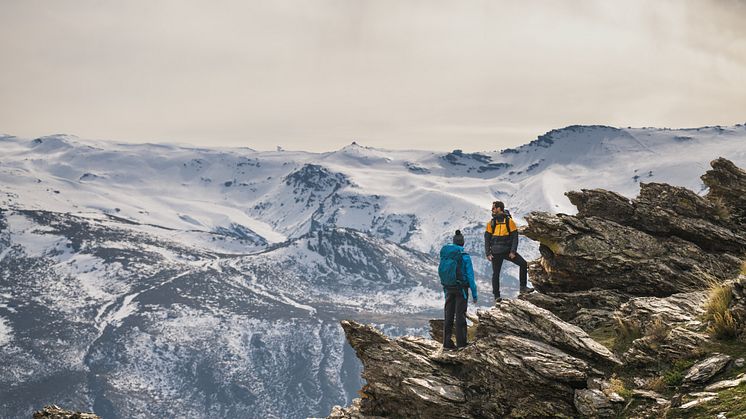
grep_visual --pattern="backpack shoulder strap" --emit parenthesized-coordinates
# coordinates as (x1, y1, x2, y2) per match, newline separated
(456, 250, 464, 283)
(504, 214, 511, 234)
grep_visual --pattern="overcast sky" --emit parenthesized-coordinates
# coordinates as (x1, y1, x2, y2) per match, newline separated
(1, 0, 744, 152)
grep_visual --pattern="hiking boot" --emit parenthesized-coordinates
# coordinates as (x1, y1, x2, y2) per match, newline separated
(494, 295, 502, 304)
(442, 345, 457, 352)
(519, 287, 535, 295)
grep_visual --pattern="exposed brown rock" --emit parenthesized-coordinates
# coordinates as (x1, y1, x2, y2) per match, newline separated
(33, 405, 100, 419)
(338, 300, 621, 418)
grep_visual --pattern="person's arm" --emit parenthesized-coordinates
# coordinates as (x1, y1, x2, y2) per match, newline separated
(508, 218, 519, 257)
(484, 222, 492, 258)
(464, 254, 477, 302)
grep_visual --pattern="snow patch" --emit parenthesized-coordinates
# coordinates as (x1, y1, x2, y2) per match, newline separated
(0, 316, 12, 347)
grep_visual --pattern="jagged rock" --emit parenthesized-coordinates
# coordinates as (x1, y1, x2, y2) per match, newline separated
(574, 389, 619, 417)
(429, 313, 478, 345)
(521, 288, 629, 331)
(567, 182, 746, 254)
(728, 276, 746, 338)
(682, 354, 732, 386)
(616, 291, 708, 334)
(335, 300, 622, 418)
(33, 405, 100, 419)
(522, 159, 745, 331)
(678, 394, 718, 410)
(523, 212, 741, 296)
(428, 319, 449, 345)
(622, 390, 672, 418)
(632, 389, 668, 403)
(477, 299, 621, 367)
(622, 327, 708, 366)
(705, 372, 746, 391)
(327, 399, 380, 419)
(702, 157, 746, 227)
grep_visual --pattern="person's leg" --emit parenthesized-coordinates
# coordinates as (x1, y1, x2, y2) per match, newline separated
(491, 256, 505, 299)
(443, 289, 456, 348)
(509, 253, 530, 290)
(455, 291, 468, 347)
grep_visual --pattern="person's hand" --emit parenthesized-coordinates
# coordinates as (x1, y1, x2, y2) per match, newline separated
(509, 252, 516, 260)
(487, 254, 493, 261)
(473, 298, 478, 304)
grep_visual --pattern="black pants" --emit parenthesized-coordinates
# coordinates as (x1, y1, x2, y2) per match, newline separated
(491, 252, 528, 298)
(444, 287, 468, 348)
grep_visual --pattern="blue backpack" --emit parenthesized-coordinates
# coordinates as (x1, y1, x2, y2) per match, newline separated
(439, 244, 465, 288)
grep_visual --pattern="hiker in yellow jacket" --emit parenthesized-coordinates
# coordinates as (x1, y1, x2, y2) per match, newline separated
(484, 201, 533, 301)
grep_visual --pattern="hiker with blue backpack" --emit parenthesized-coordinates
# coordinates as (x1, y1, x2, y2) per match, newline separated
(439, 230, 477, 350)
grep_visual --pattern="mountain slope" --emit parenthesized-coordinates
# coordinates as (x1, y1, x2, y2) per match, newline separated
(1, 123, 745, 418)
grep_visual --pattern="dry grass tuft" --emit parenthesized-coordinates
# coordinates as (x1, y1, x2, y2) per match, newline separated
(710, 195, 731, 220)
(606, 377, 633, 400)
(645, 376, 667, 393)
(646, 317, 670, 342)
(614, 315, 642, 348)
(703, 281, 737, 339)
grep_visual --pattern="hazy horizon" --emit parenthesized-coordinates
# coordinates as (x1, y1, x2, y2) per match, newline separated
(2, 0, 745, 152)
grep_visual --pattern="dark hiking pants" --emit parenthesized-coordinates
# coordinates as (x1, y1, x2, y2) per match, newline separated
(444, 287, 468, 348)
(491, 252, 528, 298)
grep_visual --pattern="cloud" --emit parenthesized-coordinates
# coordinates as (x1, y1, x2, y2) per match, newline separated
(0, 0, 744, 151)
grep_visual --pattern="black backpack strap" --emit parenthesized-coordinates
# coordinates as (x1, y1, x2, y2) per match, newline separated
(505, 215, 511, 235)
(455, 251, 463, 284)
(491, 218, 496, 235)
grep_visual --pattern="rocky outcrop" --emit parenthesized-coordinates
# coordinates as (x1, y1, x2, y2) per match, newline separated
(520, 158, 745, 329)
(328, 159, 746, 418)
(33, 405, 100, 419)
(335, 300, 621, 418)
(523, 212, 739, 296)
(701, 157, 746, 228)
(566, 183, 746, 254)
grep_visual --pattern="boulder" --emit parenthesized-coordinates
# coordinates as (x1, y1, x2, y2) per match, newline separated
(682, 354, 732, 386)
(705, 373, 746, 392)
(574, 389, 619, 418)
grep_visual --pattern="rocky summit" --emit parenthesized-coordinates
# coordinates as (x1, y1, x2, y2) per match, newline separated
(328, 158, 746, 418)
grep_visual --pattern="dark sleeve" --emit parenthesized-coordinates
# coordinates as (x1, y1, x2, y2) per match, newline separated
(510, 231, 518, 254)
(484, 230, 491, 256)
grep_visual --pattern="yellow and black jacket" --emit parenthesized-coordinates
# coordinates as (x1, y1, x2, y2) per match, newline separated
(484, 214, 519, 256)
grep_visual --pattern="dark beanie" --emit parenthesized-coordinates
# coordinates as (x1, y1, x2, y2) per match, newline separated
(453, 230, 465, 246)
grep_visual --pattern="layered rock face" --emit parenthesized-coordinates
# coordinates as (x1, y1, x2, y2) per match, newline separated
(33, 405, 100, 419)
(522, 158, 746, 329)
(327, 158, 746, 418)
(331, 300, 620, 418)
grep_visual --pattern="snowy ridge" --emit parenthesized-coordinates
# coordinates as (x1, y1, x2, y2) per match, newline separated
(1, 123, 745, 418)
(2, 125, 745, 255)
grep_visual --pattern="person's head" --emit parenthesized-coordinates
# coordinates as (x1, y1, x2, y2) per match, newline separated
(492, 200, 505, 216)
(453, 230, 465, 246)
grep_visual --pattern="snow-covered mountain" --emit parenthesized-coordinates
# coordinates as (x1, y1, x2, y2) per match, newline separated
(1, 123, 745, 418)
